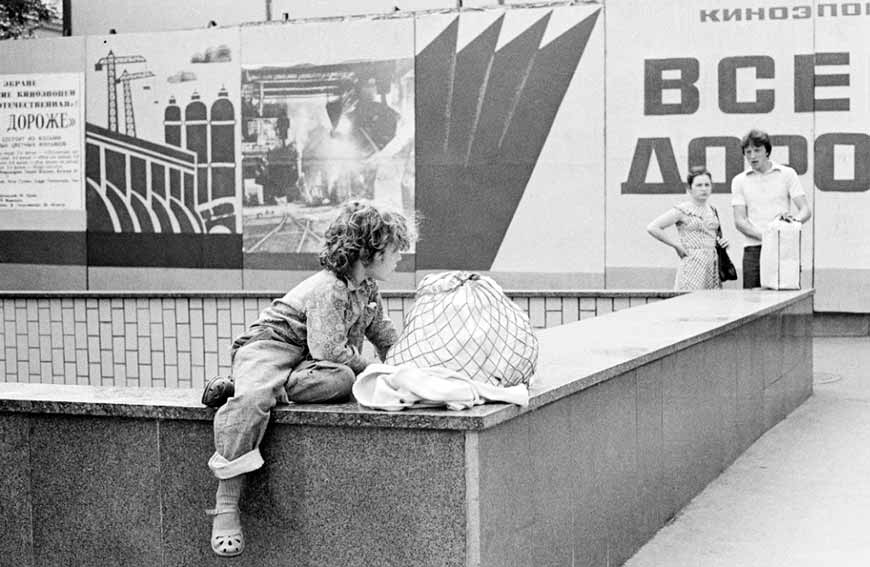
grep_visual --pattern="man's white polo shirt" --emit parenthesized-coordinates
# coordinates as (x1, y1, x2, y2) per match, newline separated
(730, 161, 805, 246)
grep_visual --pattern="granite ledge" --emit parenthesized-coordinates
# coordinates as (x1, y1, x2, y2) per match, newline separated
(480, 289, 684, 299)
(0, 289, 811, 431)
(528, 289, 814, 408)
(0, 384, 511, 430)
(0, 289, 682, 299)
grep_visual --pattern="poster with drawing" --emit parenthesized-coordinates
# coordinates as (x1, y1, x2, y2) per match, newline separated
(240, 18, 414, 268)
(84, 29, 242, 237)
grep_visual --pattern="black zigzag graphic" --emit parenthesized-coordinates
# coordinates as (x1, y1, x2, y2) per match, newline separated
(417, 9, 600, 270)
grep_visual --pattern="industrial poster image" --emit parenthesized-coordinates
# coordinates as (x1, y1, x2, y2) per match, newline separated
(0, 72, 84, 210)
(84, 29, 242, 237)
(239, 19, 415, 266)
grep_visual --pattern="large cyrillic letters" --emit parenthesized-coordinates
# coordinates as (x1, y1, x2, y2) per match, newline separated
(644, 59, 699, 115)
(718, 56, 775, 113)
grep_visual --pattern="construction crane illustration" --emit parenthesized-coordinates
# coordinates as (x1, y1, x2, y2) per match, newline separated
(94, 50, 147, 132)
(116, 69, 155, 137)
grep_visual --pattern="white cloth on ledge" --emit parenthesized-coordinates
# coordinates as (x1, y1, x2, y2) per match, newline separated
(353, 363, 530, 412)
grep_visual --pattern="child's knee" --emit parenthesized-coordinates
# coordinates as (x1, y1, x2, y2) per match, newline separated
(328, 363, 355, 387)
(331, 365, 355, 398)
(287, 360, 354, 403)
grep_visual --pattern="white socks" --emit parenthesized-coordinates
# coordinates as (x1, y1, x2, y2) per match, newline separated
(213, 476, 244, 532)
(215, 475, 243, 510)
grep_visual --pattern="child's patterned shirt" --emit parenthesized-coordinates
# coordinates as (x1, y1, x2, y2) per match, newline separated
(231, 270, 397, 374)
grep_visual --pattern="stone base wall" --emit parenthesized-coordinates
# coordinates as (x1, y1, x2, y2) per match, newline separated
(0, 290, 814, 567)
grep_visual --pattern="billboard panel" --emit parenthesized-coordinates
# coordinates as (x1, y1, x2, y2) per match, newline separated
(415, 5, 604, 287)
(84, 28, 243, 272)
(0, 37, 87, 287)
(606, 0, 815, 290)
(813, 10, 870, 310)
(240, 18, 415, 277)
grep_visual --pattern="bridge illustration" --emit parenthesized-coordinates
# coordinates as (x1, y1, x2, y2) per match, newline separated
(87, 50, 238, 235)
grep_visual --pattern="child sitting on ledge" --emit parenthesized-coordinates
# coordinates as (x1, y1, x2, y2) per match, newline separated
(202, 200, 414, 557)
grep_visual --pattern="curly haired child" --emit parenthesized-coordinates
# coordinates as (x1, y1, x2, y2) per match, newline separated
(203, 200, 414, 556)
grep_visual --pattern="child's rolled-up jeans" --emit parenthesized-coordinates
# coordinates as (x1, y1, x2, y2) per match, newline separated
(209, 339, 354, 479)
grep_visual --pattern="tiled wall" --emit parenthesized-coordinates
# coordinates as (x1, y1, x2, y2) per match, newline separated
(0, 292, 679, 387)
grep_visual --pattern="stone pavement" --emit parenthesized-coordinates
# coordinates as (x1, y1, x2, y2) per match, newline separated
(624, 336, 870, 567)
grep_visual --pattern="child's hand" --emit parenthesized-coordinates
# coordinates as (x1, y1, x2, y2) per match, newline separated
(675, 245, 688, 259)
(716, 236, 729, 249)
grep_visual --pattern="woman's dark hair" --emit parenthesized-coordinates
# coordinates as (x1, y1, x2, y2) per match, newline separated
(319, 200, 415, 279)
(686, 166, 712, 188)
(740, 128, 772, 156)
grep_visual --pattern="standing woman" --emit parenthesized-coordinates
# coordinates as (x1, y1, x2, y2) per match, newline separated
(646, 167, 729, 290)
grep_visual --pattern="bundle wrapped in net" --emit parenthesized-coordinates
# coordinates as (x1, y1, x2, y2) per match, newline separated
(385, 271, 538, 387)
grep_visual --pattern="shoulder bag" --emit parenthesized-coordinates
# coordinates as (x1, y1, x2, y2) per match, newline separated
(711, 207, 738, 282)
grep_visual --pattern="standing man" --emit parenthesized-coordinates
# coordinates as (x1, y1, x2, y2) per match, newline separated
(731, 129, 812, 288)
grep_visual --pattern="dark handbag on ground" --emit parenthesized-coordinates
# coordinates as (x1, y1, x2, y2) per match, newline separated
(711, 207, 738, 282)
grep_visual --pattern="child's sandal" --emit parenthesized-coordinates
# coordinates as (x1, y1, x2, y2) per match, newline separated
(201, 376, 235, 408)
(206, 506, 244, 557)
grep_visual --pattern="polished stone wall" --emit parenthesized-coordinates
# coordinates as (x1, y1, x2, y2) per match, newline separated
(467, 295, 813, 566)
